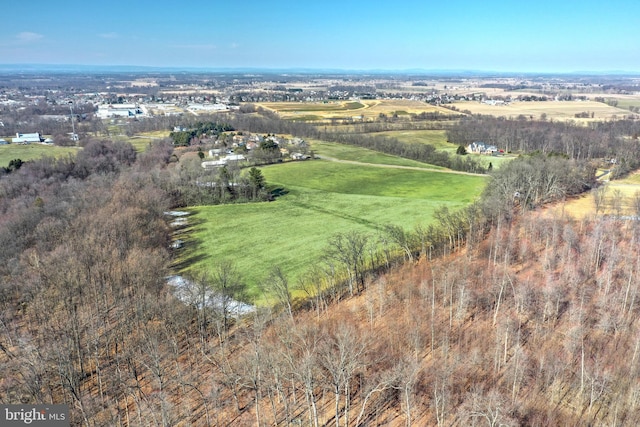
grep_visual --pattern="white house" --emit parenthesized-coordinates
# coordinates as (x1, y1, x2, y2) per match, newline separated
(467, 141, 498, 154)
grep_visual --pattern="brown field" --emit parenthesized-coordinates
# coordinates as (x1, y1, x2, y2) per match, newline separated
(257, 99, 453, 121)
(447, 100, 634, 121)
(547, 171, 640, 219)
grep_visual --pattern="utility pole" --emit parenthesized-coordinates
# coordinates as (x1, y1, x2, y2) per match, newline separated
(69, 101, 79, 143)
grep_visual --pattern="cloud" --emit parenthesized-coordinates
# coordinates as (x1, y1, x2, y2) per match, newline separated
(99, 32, 119, 39)
(230, 42, 239, 49)
(16, 32, 43, 42)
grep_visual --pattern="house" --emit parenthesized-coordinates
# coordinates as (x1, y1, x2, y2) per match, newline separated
(467, 141, 498, 154)
(13, 132, 43, 143)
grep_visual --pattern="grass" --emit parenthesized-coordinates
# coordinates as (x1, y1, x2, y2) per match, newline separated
(370, 130, 455, 151)
(475, 155, 514, 169)
(180, 160, 487, 302)
(0, 144, 80, 166)
(309, 139, 446, 169)
(607, 98, 640, 111)
(314, 131, 514, 170)
(127, 137, 157, 152)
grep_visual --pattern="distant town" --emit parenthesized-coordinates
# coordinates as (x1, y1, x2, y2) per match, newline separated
(2, 71, 639, 147)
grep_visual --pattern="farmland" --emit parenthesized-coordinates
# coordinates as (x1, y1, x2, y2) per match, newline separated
(447, 100, 631, 121)
(178, 159, 487, 301)
(258, 99, 452, 121)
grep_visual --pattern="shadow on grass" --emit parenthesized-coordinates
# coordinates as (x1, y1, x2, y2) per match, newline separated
(269, 187, 289, 199)
(168, 215, 209, 273)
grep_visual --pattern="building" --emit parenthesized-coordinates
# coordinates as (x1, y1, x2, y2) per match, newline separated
(467, 141, 498, 154)
(201, 154, 246, 168)
(96, 104, 146, 119)
(12, 132, 43, 143)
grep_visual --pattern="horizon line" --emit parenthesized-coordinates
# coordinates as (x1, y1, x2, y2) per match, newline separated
(1, 63, 640, 76)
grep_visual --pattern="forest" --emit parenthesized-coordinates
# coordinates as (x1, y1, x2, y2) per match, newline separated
(1, 103, 640, 425)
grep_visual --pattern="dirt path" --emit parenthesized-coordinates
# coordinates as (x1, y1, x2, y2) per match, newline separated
(314, 155, 488, 177)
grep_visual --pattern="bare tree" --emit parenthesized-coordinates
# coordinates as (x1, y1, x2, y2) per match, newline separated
(210, 259, 246, 338)
(325, 231, 370, 296)
(318, 323, 369, 427)
(262, 265, 293, 320)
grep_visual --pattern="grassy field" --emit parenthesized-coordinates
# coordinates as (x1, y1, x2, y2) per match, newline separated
(614, 98, 640, 111)
(447, 100, 631, 121)
(0, 144, 80, 167)
(179, 160, 487, 302)
(370, 129, 452, 149)
(309, 139, 446, 169)
(127, 136, 159, 152)
(323, 130, 514, 169)
(258, 99, 452, 121)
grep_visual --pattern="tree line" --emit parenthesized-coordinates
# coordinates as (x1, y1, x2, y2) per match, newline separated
(447, 115, 640, 176)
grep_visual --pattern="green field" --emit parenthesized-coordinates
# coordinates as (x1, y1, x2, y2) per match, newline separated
(317, 130, 514, 169)
(126, 136, 157, 152)
(310, 139, 446, 169)
(370, 129, 455, 151)
(614, 98, 640, 111)
(179, 160, 487, 302)
(0, 144, 80, 167)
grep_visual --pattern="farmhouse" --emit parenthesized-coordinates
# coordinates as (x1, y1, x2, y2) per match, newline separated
(467, 141, 498, 154)
(12, 132, 43, 143)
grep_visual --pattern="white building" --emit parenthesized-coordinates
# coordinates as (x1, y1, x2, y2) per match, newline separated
(13, 132, 43, 143)
(96, 104, 147, 119)
(201, 154, 246, 168)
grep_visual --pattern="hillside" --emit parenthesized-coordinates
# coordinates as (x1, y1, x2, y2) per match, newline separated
(177, 211, 639, 426)
(1, 114, 639, 426)
(4, 182, 638, 425)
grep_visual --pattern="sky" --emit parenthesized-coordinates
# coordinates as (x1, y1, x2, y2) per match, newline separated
(1, 0, 639, 73)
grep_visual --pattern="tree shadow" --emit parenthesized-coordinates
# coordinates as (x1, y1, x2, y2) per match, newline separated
(167, 214, 208, 272)
(269, 186, 289, 199)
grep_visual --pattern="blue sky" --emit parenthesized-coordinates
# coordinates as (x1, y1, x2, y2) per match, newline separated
(1, 0, 639, 72)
